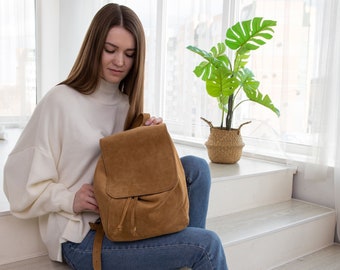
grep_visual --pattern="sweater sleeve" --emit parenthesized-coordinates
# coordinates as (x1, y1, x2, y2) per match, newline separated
(3, 88, 76, 219)
(3, 146, 75, 218)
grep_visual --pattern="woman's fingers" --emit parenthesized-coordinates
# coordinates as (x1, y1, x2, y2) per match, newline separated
(73, 184, 99, 214)
(145, 116, 163, 126)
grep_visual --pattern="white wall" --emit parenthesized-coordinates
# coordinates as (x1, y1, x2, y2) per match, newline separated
(36, 0, 60, 98)
(36, 0, 107, 98)
(292, 163, 335, 209)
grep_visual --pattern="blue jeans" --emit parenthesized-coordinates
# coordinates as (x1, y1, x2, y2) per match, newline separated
(62, 156, 228, 270)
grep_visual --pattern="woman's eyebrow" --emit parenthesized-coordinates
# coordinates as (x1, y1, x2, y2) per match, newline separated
(104, 42, 135, 51)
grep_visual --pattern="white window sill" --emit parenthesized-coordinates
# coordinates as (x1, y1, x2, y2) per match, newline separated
(0, 129, 296, 214)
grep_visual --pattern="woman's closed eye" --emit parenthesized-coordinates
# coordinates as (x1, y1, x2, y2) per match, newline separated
(104, 43, 135, 58)
(104, 48, 115, 54)
(125, 52, 135, 58)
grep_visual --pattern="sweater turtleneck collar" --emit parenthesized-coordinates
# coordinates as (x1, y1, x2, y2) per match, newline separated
(90, 78, 127, 105)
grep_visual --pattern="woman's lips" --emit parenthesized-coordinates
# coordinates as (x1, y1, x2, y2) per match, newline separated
(107, 68, 124, 77)
(109, 68, 123, 73)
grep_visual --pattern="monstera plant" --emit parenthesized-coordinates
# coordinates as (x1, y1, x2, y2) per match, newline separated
(187, 17, 280, 163)
(187, 17, 280, 130)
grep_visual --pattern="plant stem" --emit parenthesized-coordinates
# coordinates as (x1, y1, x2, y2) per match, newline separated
(226, 94, 234, 130)
(221, 105, 225, 129)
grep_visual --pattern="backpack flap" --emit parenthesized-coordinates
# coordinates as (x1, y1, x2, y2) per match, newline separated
(99, 124, 179, 199)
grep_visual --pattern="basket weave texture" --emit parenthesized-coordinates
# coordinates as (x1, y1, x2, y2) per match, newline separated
(205, 127, 244, 164)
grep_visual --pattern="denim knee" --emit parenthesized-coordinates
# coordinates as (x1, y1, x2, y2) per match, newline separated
(195, 229, 228, 269)
(180, 155, 211, 185)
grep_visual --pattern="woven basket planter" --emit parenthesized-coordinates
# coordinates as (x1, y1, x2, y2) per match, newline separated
(202, 118, 250, 164)
(205, 127, 244, 164)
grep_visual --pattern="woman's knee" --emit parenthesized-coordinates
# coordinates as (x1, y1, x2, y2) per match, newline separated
(203, 230, 227, 267)
(182, 227, 223, 252)
(180, 155, 211, 182)
(202, 229, 224, 249)
(184, 228, 227, 269)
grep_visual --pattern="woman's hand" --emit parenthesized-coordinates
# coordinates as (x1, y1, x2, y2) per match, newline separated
(73, 184, 99, 214)
(145, 116, 163, 126)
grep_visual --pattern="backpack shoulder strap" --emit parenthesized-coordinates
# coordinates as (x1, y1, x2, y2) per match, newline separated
(89, 222, 104, 270)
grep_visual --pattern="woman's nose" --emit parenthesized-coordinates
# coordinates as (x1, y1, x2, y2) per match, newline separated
(113, 53, 124, 66)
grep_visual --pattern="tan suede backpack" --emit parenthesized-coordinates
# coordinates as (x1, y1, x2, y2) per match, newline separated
(90, 113, 189, 270)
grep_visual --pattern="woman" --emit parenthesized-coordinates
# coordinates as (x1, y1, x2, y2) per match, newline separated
(4, 3, 228, 270)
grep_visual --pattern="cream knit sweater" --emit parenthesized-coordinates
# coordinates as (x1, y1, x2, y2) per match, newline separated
(4, 79, 129, 261)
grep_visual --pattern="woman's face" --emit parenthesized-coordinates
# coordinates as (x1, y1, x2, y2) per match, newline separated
(100, 26, 136, 84)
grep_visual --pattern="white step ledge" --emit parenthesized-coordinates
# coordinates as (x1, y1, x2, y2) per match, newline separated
(272, 244, 340, 269)
(207, 199, 336, 270)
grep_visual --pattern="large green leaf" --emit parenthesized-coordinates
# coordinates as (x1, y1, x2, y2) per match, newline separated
(238, 68, 257, 87)
(187, 43, 228, 67)
(210, 42, 227, 57)
(193, 61, 213, 81)
(206, 68, 238, 98)
(247, 90, 280, 117)
(187, 44, 231, 81)
(225, 17, 276, 51)
(234, 50, 250, 72)
(239, 69, 280, 117)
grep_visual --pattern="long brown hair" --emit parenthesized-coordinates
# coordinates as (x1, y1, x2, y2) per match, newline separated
(60, 3, 145, 129)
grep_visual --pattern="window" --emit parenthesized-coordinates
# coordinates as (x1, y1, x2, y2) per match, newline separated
(1, 0, 334, 158)
(0, 0, 36, 127)
(117, 0, 330, 160)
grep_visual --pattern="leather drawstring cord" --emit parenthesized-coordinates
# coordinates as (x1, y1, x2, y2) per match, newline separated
(130, 197, 138, 236)
(116, 197, 139, 236)
(116, 197, 132, 232)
